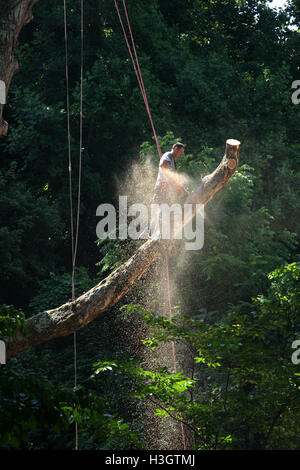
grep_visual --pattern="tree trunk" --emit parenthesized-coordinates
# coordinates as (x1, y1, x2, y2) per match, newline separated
(0, 0, 39, 136)
(5, 139, 240, 359)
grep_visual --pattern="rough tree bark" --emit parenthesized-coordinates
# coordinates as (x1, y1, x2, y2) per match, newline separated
(0, 0, 39, 136)
(5, 139, 240, 359)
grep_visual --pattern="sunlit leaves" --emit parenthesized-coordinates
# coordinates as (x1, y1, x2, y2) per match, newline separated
(0, 305, 26, 339)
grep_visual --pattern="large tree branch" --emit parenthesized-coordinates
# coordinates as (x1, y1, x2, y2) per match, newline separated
(0, 0, 39, 136)
(5, 139, 240, 359)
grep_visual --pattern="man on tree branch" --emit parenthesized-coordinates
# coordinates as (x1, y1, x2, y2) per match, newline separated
(144, 142, 189, 241)
(154, 142, 189, 203)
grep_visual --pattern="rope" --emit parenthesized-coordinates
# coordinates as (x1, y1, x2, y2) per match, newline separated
(73, 0, 84, 294)
(63, 0, 74, 278)
(113, 0, 162, 158)
(63, 0, 84, 451)
(115, 0, 187, 450)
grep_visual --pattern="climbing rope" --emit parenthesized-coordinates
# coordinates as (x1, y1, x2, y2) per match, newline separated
(115, 0, 187, 449)
(63, 0, 84, 451)
(113, 0, 162, 158)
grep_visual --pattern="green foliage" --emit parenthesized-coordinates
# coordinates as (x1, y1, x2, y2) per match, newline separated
(0, 359, 73, 448)
(0, 162, 64, 306)
(96, 239, 130, 277)
(59, 384, 141, 451)
(189, 263, 300, 449)
(139, 131, 183, 160)
(174, 159, 299, 312)
(28, 267, 95, 314)
(0, 305, 26, 339)
(117, 262, 300, 450)
(92, 356, 194, 426)
(0, 358, 140, 449)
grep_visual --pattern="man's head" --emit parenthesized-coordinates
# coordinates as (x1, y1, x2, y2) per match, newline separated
(172, 142, 185, 158)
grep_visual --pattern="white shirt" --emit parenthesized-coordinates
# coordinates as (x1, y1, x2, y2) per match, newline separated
(155, 151, 175, 189)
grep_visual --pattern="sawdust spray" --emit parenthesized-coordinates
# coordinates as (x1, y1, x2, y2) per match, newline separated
(112, 153, 198, 449)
